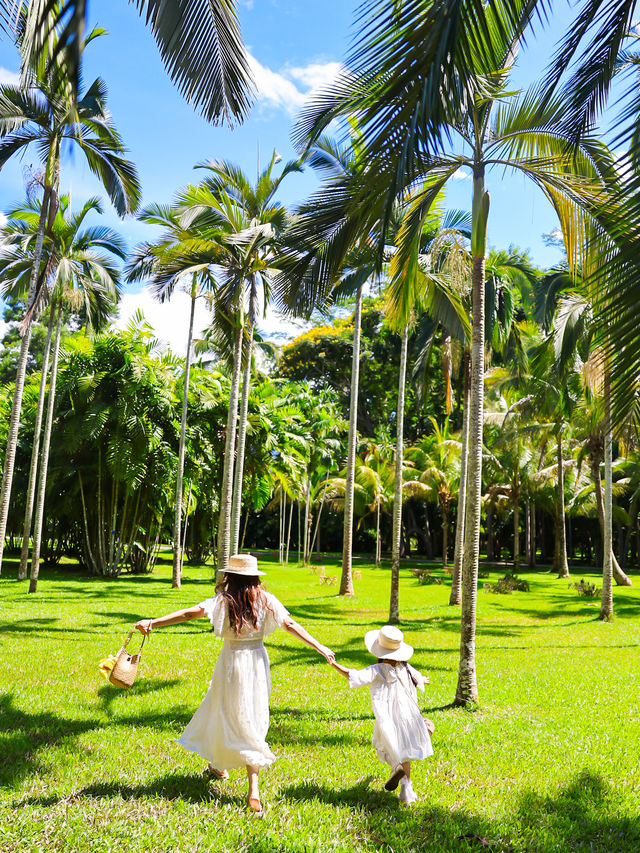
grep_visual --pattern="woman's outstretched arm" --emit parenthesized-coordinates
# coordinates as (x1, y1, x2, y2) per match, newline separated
(282, 616, 335, 664)
(135, 605, 204, 635)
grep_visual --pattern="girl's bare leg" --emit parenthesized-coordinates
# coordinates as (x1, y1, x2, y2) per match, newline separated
(402, 761, 411, 780)
(246, 764, 261, 811)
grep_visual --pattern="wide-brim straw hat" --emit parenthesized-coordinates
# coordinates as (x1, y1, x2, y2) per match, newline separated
(225, 554, 265, 576)
(364, 625, 413, 661)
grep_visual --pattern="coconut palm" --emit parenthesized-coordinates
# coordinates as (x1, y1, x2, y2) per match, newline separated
(0, 29, 140, 572)
(0, 195, 124, 592)
(405, 417, 461, 569)
(0, 194, 122, 581)
(1, 0, 254, 126)
(179, 152, 300, 572)
(126, 203, 224, 588)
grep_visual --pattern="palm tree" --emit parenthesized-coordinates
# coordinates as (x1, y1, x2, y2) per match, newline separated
(299, 0, 612, 702)
(1, 0, 254, 126)
(406, 417, 461, 569)
(0, 194, 122, 580)
(0, 29, 139, 572)
(1, 195, 124, 592)
(180, 153, 300, 572)
(126, 203, 224, 588)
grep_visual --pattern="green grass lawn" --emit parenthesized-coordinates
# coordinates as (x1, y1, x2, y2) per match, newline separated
(1, 553, 640, 852)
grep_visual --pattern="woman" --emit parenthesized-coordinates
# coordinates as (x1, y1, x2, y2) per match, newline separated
(135, 553, 334, 813)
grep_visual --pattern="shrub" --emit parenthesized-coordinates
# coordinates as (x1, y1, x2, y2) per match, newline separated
(570, 579, 599, 597)
(484, 573, 530, 594)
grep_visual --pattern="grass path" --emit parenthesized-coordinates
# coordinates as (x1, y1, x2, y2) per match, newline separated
(1, 554, 640, 852)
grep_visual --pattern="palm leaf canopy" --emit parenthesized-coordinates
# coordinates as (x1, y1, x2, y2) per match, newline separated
(2, 0, 254, 124)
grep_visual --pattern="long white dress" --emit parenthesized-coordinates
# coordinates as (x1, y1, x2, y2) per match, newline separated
(348, 662, 433, 767)
(177, 590, 289, 770)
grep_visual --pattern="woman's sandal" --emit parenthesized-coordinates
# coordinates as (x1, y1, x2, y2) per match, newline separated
(248, 796, 263, 815)
(204, 764, 229, 780)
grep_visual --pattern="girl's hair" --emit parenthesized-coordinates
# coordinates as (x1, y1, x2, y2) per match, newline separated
(215, 573, 265, 635)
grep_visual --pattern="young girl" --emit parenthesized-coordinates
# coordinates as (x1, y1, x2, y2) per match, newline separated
(331, 624, 432, 804)
(135, 553, 334, 813)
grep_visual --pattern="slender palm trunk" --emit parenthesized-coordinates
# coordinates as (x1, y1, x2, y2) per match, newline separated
(285, 495, 294, 564)
(601, 372, 615, 618)
(556, 431, 570, 578)
(525, 498, 531, 567)
(442, 504, 449, 569)
(451, 352, 471, 604)
(389, 323, 409, 624)
(376, 500, 381, 566)
(0, 187, 53, 573)
(310, 470, 330, 556)
(28, 303, 63, 593)
(529, 501, 536, 567)
(18, 308, 55, 580)
(592, 444, 631, 587)
(172, 279, 197, 589)
(231, 320, 254, 554)
(303, 477, 312, 565)
(513, 487, 520, 571)
(340, 283, 363, 596)
(216, 323, 243, 573)
(455, 169, 488, 705)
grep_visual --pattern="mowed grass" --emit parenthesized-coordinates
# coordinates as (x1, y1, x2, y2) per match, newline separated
(1, 553, 640, 853)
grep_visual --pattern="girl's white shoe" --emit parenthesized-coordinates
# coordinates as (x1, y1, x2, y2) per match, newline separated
(398, 779, 418, 805)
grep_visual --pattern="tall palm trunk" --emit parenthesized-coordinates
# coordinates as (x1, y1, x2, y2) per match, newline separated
(231, 319, 254, 554)
(592, 445, 631, 587)
(340, 282, 364, 596)
(556, 431, 570, 578)
(450, 351, 470, 604)
(601, 371, 615, 618)
(442, 504, 449, 569)
(0, 184, 54, 573)
(28, 302, 63, 593)
(455, 169, 488, 706)
(303, 476, 312, 565)
(389, 323, 409, 624)
(216, 323, 243, 574)
(375, 499, 381, 565)
(172, 277, 197, 589)
(18, 307, 55, 580)
(513, 478, 520, 571)
(529, 501, 536, 567)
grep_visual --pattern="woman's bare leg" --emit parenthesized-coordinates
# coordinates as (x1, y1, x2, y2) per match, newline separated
(246, 764, 261, 810)
(402, 761, 411, 780)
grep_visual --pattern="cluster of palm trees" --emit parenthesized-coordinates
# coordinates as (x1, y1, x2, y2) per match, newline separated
(3, 0, 640, 710)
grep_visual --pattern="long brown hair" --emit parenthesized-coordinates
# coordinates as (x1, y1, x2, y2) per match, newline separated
(215, 573, 266, 635)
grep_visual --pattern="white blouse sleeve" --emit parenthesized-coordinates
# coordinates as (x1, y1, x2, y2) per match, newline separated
(348, 665, 382, 689)
(198, 594, 226, 635)
(406, 663, 427, 692)
(262, 591, 290, 635)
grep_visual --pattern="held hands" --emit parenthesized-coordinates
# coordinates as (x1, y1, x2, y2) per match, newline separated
(135, 619, 153, 635)
(318, 645, 336, 665)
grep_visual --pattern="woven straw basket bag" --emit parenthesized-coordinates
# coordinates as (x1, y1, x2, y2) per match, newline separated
(110, 629, 146, 689)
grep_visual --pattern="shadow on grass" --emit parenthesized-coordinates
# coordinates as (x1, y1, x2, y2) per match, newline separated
(18, 772, 244, 809)
(281, 770, 640, 853)
(96, 677, 182, 715)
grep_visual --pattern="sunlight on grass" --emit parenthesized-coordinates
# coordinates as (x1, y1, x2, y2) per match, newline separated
(1, 555, 639, 852)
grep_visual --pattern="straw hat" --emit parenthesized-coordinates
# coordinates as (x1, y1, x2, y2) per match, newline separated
(364, 625, 413, 662)
(225, 554, 265, 576)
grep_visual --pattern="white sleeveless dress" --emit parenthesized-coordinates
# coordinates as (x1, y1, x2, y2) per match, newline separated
(177, 590, 289, 770)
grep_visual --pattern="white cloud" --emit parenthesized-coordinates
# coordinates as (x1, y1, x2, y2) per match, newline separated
(115, 286, 309, 356)
(286, 61, 342, 91)
(248, 55, 342, 116)
(0, 67, 19, 86)
(453, 167, 470, 180)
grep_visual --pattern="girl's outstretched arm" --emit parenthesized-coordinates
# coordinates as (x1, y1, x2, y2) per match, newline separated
(282, 616, 335, 664)
(330, 661, 350, 678)
(135, 605, 204, 635)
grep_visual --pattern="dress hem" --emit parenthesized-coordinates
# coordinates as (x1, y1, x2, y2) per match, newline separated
(176, 737, 276, 770)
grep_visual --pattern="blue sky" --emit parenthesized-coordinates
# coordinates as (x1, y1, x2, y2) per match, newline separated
(0, 1, 605, 351)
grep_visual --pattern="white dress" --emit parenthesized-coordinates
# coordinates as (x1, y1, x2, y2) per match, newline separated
(348, 662, 433, 767)
(177, 590, 289, 770)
